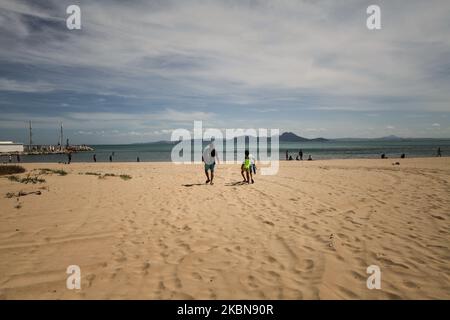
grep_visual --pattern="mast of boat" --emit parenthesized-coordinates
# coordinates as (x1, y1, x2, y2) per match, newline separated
(60, 122, 64, 151)
(29, 120, 33, 149)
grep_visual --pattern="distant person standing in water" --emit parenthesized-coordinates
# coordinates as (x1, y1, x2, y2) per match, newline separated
(299, 149, 303, 160)
(137, 156, 140, 162)
(285, 150, 289, 161)
(93, 154, 97, 162)
(437, 147, 442, 157)
(109, 154, 113, 162)
(16, 154, 20, 163)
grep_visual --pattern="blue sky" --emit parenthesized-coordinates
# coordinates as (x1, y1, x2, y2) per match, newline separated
(0, 0, 449, 144)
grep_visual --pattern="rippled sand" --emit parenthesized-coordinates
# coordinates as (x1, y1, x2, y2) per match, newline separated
(0, 158, 449, 299)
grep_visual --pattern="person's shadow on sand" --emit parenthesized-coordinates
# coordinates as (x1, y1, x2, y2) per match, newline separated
(182, 183, 206, 187)
(225, 181, 248, 186)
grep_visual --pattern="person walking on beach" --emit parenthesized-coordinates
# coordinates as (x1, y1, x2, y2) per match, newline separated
(202, 138, 219, 185)
(299, 149, 303, 160)
(16, 154, 20, 163)
(437, 147, 442, 157)
(109, 155, 113, 162)
(67, 152, 72, 164)
(249, 152, 256, 176)
(137, 156, 140, 162)
(93, 154, 97, 162)
(285, 150, 289, 161)
(241, 150, 254, 184)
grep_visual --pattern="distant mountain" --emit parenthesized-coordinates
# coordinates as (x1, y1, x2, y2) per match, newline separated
(334, 135, 404, 141)
(137, 132, 329, 144)
(279, 132, 309, 142)
(377, 135, 404, 140)
(279, 132, 328, 142)
(310, 137, 328, 142)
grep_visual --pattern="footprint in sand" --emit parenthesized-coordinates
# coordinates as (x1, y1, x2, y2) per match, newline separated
(86, 274, 96, 287)
(247, 275, 258, 288)
(192, 272, 202, 280)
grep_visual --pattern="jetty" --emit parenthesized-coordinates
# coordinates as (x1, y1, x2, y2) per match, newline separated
(0, 121, 94, 155)
(24, 144, 94, 155)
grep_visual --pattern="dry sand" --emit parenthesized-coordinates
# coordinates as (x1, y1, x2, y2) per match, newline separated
(0, 158, 449, 299)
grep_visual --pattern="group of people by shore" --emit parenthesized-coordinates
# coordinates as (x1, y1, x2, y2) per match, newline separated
(3, 154, 21, 163)
(286, 150, 312, 161)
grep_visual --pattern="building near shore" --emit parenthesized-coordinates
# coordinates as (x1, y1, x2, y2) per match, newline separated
(0, 141, 24, 153)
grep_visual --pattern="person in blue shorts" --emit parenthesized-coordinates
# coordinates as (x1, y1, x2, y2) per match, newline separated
(202, 138, 219, 185)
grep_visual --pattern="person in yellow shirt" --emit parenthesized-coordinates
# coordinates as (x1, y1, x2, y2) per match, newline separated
(240, 150, 254, 184)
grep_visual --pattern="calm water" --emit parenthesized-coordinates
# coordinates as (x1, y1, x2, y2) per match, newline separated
(6, 139, 449, 163)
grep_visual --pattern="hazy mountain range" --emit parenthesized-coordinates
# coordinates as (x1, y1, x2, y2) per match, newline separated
(138, 132, 421, 144)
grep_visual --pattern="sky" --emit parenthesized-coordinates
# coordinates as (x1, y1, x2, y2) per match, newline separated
(0, 0, 449, 144)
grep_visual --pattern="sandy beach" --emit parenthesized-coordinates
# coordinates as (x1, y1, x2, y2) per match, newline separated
(0, 158, 449, 299)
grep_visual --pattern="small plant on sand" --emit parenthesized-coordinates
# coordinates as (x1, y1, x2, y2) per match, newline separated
(7, 175, 20, 182)
(38, 168, 67, 176)
(104, 173, 116, 177)
(8, 174, 45, 184)
(0, 165, 26, 176)
(6, 190, 42, 198)
(84, 172, 102, 176)
(53, 169, 67, 176)
(97, 173, 116, 179)
(91, 172, 131, 180)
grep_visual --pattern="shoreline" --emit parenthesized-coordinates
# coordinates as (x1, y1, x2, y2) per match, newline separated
(2, 155, 448, 166)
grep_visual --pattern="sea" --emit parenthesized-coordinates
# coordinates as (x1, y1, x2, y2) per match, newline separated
(5, 139, 449, 163)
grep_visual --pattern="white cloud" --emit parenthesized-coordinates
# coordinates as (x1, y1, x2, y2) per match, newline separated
(0, 78, 55, 93)
(1, 0, 450, 142)
(0, 0, 449, 110)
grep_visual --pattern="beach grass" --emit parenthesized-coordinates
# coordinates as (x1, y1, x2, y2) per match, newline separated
(81, 172, 131, 180)
(7, 174, 45, 184)
(84, 172, 102, 176)
(0, 165, 26, 176)
(104, 173, 116, 177)
(38, 168, 68, 176)
(5, 192, 15, 199)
